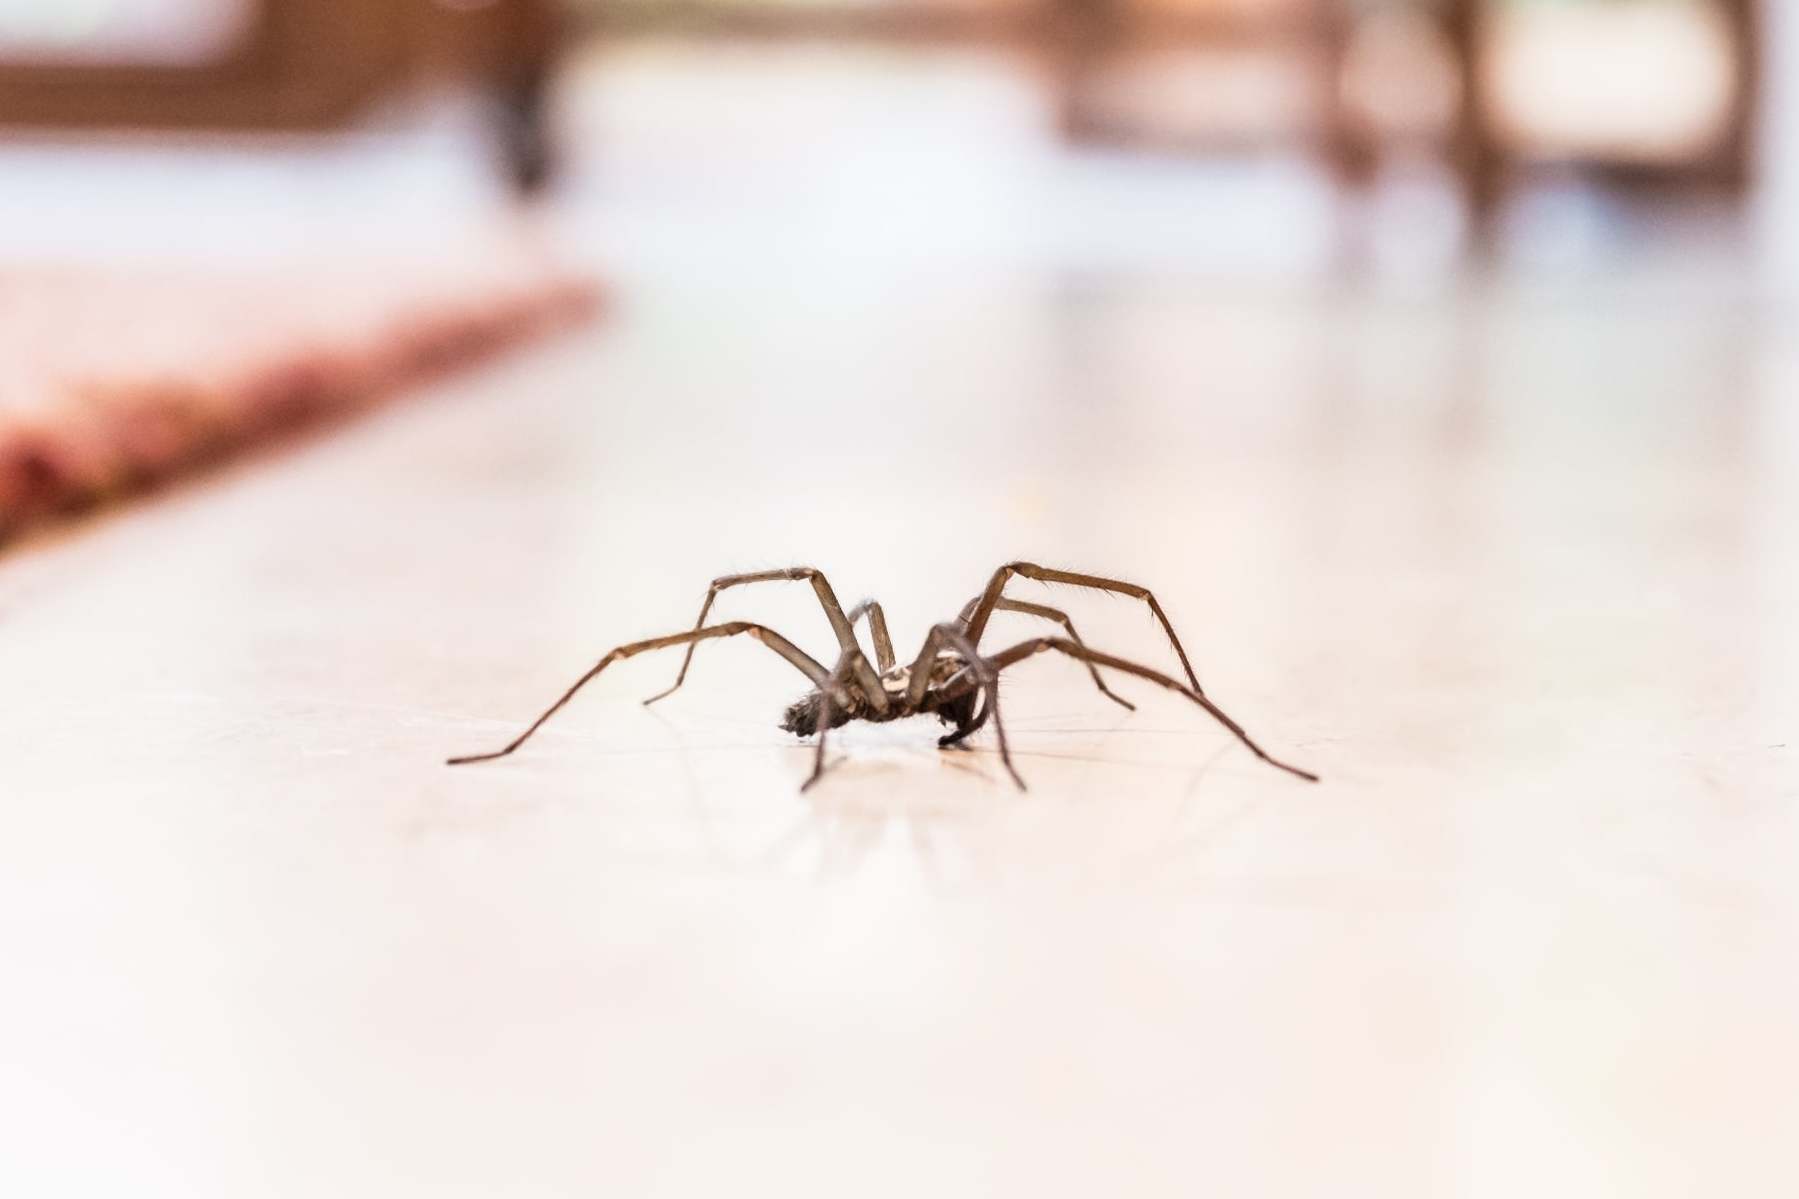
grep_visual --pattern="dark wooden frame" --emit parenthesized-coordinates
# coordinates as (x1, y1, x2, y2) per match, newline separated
(0, 0, 560, 188)
(0, 1, 410, 130)
(1445, 0, 1762, 228)
(0, 0, 558, 125)
(3, 0, 1758, 221)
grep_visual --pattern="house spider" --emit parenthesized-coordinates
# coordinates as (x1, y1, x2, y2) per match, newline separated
(448, 562, 1318, 790)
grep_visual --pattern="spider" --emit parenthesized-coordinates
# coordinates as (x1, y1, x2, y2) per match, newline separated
(447, 562, 1318, 790)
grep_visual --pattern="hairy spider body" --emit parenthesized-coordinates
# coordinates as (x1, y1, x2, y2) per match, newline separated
(779, 659, 979, 739)
(448, 561, 1318, 791)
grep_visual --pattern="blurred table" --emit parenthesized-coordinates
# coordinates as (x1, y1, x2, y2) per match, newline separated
(0, 0, 560, 192)
(2, 262, 1795, 1196)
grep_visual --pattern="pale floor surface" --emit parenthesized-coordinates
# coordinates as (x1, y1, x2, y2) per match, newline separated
(5, 44, 1799, 1199)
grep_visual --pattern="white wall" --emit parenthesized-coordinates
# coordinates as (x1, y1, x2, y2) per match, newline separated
(1757, 0, 1799, 290)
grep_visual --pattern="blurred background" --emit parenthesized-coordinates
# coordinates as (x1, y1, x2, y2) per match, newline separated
(0, 0, 1789, 275)
(5, 4, 1799, 1197)
(4, 0, 1794, 523)
(2, 0, 1795, 518)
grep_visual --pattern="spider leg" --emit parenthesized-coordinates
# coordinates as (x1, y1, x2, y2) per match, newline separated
(905, 623, 1025, 790)
(643, 567, 888, 712)
(956, 595, 1135, 711)
(800, 654, 859, 792)
(936, 686, 988, 749)
(961, 562, 1206, 695)
(448, 622, 830, 766)
(846, 599, 896, 672)
(983, 637, 1318, 782)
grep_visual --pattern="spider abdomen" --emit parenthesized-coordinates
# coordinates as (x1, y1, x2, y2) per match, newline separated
(778, 690, 859, 738)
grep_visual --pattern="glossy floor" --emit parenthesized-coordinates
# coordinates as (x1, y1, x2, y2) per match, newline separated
(3, 44, 1797, 1198)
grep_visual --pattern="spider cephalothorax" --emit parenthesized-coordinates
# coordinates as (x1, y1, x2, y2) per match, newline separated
(449, 562, 1317, 791)
(779, 659, 980, 738)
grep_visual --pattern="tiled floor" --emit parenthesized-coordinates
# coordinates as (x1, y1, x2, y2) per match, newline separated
(2, 43, 1796, 1198)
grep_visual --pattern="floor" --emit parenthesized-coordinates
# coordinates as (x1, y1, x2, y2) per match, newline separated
(3, 42, 1798, 1198)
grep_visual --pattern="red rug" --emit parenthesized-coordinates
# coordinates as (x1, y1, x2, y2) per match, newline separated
(0, 258, 599, 540)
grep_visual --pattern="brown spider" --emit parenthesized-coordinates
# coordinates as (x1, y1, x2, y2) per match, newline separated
(448, 562, 1318, 790)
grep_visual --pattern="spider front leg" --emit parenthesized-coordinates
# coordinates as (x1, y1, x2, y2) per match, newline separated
(956, 595, 1135, 711)
(906, 623, 1025, 790)
(935, 690, 988, 749)
(983, 637, 1318, 782)
(962, 562, 1207, 696)
(642, 567, 888, 712)
(448, 622, 829, 766)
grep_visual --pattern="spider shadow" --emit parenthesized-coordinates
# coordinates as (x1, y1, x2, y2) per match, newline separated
(630, 703, 995, 880)
(735, 719, 1030, 882)
(753, 716, 1273, 886)
(497, 696, 1285, 887)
